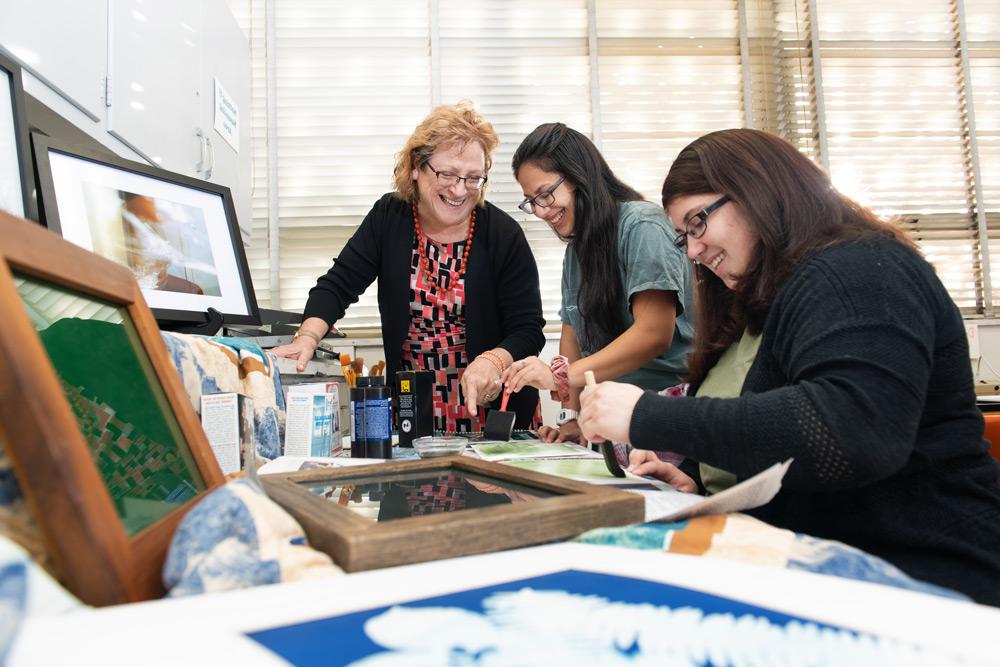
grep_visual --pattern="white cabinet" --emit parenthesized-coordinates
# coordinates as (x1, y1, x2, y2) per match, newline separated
(107, 0, 202, 170)
(0, 0, 107, 120)
(0, 0, 251, 239)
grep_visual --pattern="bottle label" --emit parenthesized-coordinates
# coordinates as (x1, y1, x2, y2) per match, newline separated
(364, 397, 392, 440)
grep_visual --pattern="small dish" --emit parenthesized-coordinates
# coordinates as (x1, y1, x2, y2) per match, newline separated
(412, 435, 468, 458)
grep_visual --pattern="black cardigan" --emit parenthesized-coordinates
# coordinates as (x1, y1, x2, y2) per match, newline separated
(630, 237, 1000, 605)
(303, 193, 545, 427)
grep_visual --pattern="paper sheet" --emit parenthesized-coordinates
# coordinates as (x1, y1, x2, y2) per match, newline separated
(634, 458, 793, 523)
(257, 456, 387, 475)
(503, 458, 672, 488)
(471, 440, 599, 462)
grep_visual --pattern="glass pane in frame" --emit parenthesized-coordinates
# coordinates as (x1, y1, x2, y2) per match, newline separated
(299, 467, 560, 523)
(14, 273, 206, 535)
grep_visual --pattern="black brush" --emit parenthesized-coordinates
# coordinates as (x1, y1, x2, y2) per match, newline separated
(585, 370, 625, 478)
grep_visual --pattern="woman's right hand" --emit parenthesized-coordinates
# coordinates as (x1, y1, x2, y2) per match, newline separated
(627, 450, 698, 493)
(501, 356, 556, 393)
(538, 421, 585, 445)
(270, 337, 319, 372)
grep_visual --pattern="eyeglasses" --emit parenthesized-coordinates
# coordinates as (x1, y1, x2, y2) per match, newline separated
(424, 162, 488, 191)
(673, 195, 731, 249)
(518, 176, 566, 215)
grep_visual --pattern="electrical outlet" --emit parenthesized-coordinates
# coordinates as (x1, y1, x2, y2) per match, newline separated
(965, 322, 980, 359)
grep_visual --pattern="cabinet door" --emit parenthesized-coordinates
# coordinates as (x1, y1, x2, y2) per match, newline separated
(107, 0, 201, 171)
(200, 0, 252, 242)
(0, 0, 107, 120)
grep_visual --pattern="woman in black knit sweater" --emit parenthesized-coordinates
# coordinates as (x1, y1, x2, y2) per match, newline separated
(578, 128, 1000, 605)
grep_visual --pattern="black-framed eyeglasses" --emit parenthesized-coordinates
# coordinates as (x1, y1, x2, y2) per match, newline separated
(424, 162, 488, 191)
(518, 176, 566, 215)
(673, 195, 731, 249)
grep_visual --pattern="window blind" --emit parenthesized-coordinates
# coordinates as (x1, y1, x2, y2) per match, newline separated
(595, 0, 745, 203)
(227, 0, 270, 306)
(230, 0, 998, 325)
(439, 0, 591, 327)
(965, 0, 1000, 310)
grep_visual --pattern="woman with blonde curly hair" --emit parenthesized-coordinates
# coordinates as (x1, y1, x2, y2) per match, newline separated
(273, 102, 544, 434)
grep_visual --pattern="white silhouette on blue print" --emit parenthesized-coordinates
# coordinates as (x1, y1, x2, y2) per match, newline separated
(247, 570, 965, 666)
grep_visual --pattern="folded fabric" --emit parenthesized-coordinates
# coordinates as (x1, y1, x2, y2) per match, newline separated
(575, 512, 969, 601)
(164, 477, 342, 597)
(161, 332, 285, 459)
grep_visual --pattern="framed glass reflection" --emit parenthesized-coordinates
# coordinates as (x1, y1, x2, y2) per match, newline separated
(261, 457, 644, 573)
(0, 210, 224, 606)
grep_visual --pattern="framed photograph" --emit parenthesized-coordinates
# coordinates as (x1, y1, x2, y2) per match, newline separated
(0, 210, 226, 605)
(0, 51, 34, 220)
(261, 456, 645, 572)
(30, 131, 260, 326)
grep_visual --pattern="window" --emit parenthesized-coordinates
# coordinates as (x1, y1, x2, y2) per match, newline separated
(229, 0, 999, 324)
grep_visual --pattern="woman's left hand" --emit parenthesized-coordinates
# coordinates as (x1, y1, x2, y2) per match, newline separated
(578, 381, 644, 444)
(501, 356, 555, 394)
(461, 356, 503, 417)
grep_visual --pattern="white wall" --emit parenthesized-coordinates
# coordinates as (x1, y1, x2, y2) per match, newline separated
(968, 321, 1000, 386)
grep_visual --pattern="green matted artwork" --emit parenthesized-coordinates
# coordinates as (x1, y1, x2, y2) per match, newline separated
(0, 211, 224, 606)
(16, 274, 205, 535)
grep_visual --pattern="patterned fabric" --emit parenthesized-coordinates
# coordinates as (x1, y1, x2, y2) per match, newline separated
(574, 513, 969, 601)
(161, 332, 285, 459)
(400, 236, 485, 434)
(0, 535, 82, 661)
(403, 473, 465, 515)
(163, 477, 342, 597)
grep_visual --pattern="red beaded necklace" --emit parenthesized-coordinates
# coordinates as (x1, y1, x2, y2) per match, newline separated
(412, 202, 476, 293)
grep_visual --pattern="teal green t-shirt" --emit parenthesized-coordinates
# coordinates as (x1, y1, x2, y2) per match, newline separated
(559, 200, 694, 390)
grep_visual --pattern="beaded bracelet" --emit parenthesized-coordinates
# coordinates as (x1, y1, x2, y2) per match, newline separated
(549, 354, 571, 403)
(475, 350, 506, 377)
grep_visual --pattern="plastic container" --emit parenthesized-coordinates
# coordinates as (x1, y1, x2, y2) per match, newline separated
(412, 435, 468, 458)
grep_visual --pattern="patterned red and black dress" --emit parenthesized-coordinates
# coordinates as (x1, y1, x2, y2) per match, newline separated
(399, 234, 484, 434)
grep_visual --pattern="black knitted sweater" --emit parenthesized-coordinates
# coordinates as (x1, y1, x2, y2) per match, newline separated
(630, 236, 1000, 605)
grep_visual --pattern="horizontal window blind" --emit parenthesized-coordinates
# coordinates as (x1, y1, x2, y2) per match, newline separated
(596, 0, 745, 203)
(965, 0, 1000, 309)
(230, 0, 999, 325)
(439, 0, 591, 328)
(227, 0, 270, 307)
(815, 0, 980, 310)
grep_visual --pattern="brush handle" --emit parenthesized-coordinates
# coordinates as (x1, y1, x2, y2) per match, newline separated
(584, 370, 625, 477)
(499, 386, 511, 412)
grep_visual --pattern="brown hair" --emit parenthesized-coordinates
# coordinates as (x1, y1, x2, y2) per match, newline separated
(661, 128, 916, 385)
(392, 100, 499, 204)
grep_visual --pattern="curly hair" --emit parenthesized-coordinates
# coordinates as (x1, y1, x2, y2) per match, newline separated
(393, 100, 499, 204)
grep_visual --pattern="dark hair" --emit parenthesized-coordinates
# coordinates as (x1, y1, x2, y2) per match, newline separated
(512, 123, 643, 351)
(661, 128, 916, 385)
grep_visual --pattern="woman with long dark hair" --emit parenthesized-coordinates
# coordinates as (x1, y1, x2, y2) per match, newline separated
(502, 123, 694, 444)
(578, 128, 1000, 604)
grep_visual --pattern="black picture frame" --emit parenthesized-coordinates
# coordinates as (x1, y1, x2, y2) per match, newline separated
(0, 51, 36, 221)
(31, 131, 260, 326)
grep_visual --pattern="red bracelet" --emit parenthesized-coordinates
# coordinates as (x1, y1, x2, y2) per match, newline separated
(549, 354, 571, 403)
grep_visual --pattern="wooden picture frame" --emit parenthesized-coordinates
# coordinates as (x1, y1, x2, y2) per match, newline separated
(261, 456, 644, 572)
(0, 211, 225, 606)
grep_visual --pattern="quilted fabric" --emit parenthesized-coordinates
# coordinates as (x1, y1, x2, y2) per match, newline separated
(575, 513, 969, 601)
(163, 477, 342, 597)
(161, 332, 285, 459)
